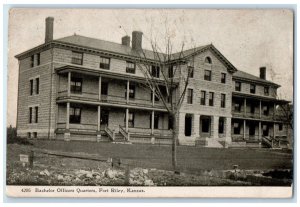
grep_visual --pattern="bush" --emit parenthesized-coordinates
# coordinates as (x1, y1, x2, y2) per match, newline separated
(7, 126, 33, 145)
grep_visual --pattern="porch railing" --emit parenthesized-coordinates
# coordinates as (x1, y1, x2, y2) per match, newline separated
(104, 125, 115, 141)
(119, 125, 130, 141)
(128, 127, 173, 138)
(56, 122, 97, 133)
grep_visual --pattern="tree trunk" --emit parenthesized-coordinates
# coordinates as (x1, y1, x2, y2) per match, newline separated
(171, 113, 177, 170)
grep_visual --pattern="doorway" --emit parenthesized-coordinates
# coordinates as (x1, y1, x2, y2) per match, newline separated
(100, 109, 109, 128)
(185, 114, 193, 136)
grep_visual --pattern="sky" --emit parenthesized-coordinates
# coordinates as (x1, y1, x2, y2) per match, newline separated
(7, 9, 294, 127)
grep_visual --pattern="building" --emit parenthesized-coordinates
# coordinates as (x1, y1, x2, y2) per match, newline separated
(15, 17, 290, 148)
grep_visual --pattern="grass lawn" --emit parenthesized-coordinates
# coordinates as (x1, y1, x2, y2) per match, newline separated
(17, 140, 293, 173)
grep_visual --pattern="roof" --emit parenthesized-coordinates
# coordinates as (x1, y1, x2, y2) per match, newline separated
(233, 70, 280, 87)
(55, 35, 166, 61)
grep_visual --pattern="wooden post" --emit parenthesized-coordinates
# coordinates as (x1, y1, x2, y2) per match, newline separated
(152, 88, 155, 106)
(125, 108, 129, 132)
(126, 80, 130, 104)
(98, 76, 102, 101)
(273, 122, 276, 140)
(66, 102, 70, 130)
(67, 71, 71, 97)
(259, 100, 262, 118)
(151, 111, 155, 135)
(97, 105, 101, 131)
(29, 150, 34, 168)
(258, 121, 262, 140)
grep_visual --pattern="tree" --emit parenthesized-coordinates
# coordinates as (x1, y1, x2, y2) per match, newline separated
(131, 38, 196, 170)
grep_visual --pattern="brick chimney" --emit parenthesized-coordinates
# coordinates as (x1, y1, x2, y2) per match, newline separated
(45, 17, 54, 43)
(122, 35, 130, 47)
(260, 67, 266, 80)
(132, 31, 143, 50)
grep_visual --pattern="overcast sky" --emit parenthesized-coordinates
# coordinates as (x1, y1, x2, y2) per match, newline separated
(7, 8, 293, 126)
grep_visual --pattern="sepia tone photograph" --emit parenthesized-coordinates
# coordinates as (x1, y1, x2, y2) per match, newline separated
(6, 8, 294, 198)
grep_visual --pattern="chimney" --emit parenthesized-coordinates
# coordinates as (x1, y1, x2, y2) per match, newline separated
(260, 67, 266, 79)
(45, 17, 54, 43)
(122, 35, 130, 47)
(132, 31, 143, 50)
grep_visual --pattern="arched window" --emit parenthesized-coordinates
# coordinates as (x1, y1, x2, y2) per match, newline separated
(205, 56, 212, 64)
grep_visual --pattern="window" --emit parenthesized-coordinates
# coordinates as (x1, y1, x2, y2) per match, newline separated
(234, 103, 241, 112)
(204, 70, 211, 81)
(126, 61, 135, 74)
(200, 91, 206, 105)
(100, 57, 110, 69)
(36, 78, 39, 94)
(279, 123, 283, 131)
(125, 84, 135, 99)
(29, 107, 32, 123)
(30, 79, 33, 95)
(233, 122, 241, 134)
(71, 51, 83, 65)
(37, 53, 40, 66)
(250, 104, 255, 114)
(151, 65, 160, 78)
(168, 116, 173, 130)
(101, 82, 108, 95)
(168, 65, 175, 78)
(27, 132, 31, 139)
(219, 118, 225, 134)
(154, 114, 159, 129)
(188, 67, 194, 78)
(209, 92, 214, 106)
(205, 56, 212, 64)
(201, 118, 210, 133)
(70, 107, 81, 124)
(221, 94, 226, 108)
(30, 55, 34, 67)
(187, 89, 193, 104)
(264, 87, 269, 96)
(263, 105, 269, 116)
(35, 106, 38, 123)
(221, 73, 226, 84)
(263, 125, 269, 136)
(33, 132, 37, 138)
(235, 81, 241, 91)
(70, 77, 82, 93)
(250, 84, 256, 94)
(149, 113, 159, 129)
(151, 92, 159, 102)
(126, 112, 134, 128)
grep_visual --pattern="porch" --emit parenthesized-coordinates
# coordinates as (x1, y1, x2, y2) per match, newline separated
(55, 102, 173, 144)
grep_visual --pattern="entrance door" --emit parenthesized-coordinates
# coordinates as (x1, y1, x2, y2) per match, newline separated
(100, 110, 109, 128)
(249, 122, 256, 138)
(185, 114, 192, 136)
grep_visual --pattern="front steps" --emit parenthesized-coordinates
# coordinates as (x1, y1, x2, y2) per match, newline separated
(195, 137, 225, 148)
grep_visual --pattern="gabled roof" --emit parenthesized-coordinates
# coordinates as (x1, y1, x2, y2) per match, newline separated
(55, 35, 166, 61)
(233, 70, 280, 87)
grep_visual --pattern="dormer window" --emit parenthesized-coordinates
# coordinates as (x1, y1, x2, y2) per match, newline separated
(205, 56, 212, 64)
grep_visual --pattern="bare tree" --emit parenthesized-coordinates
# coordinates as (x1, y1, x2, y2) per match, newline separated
(131, 38, 196, 170)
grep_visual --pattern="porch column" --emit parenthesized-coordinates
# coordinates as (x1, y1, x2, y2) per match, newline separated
(97, 105, 101, 142)
(67, 71, 71, 97)
(152, 88, 155, 106)
(243, 120, 246, 139)
(259, 100, 262, 118)
(151, 111, 155, 144)
(98, 76, 102, 101)
(126, 80, 130, 104)
(244, 98, 247, 116)
(64, 102, 70, 141)
(225, 117, 232, 145)
(194, 114, 200, 137)
(273, 103, 276, 119)
(151, 111, 155, 135)
(211, 116, 219, 139)
(125, 108, 129, 132)
(258, 121, 262, 140)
